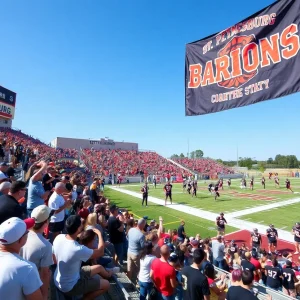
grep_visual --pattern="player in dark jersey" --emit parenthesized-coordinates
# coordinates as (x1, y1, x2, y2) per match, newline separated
(141, 182, 149, 206)
(187, 180, 192, 194)
(266, 224, 278, 254)
(292, 222, 300, 254)
(227, 178, 231, 189)
(164, 181, 172, 205)
(153, 175, 157, 189)
(250, 228, 262, 252)
(215, 212, 227, 236)
(228, 240, 238, 258)
(208, 183, 213, 194)
(182, 179, 187, 192)
(261, 177, 266, 189)
(192, 180, 197, 198)
(265, 258, 282, 291)
(286, 179, 293, 193)
(214, 184, 220, 201)
(241, 178, 246, 189)
(282, 260, 297, 297)
(275, 176, 280, 188)
(269, 172, 272, 180)
(250, 177, 254, 190)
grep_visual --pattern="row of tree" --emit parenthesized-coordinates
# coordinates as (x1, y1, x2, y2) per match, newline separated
(171, 149, 204, 160)
(219, 154, 299, 170)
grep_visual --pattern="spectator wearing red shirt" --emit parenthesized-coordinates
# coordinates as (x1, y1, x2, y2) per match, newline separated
(150, 245, 177, 300)
(250, 251, 262, 282)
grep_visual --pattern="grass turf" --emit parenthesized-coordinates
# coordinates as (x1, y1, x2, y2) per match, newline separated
(104, 187, 237, 238)
(238, 202, 300, 230)
(120, 177, 299, 214)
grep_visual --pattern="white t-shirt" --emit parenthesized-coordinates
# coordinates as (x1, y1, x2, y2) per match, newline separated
(0, 252, 42, 299)
(138, 254, 156, 282)
(48, 192, 65, 223)
(53, 234, 93, 292)
(20, 231, 53, 269)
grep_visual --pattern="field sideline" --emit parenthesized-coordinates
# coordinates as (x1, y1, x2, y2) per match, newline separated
(104, 188, 238, 238)
(112, 177, 300, 231)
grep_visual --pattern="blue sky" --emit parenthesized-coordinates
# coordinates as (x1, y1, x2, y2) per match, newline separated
(1, 0, 299, 160)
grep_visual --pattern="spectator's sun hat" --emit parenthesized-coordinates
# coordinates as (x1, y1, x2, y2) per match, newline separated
(0, 217, 35, 245)
(31, 205, 52, 223)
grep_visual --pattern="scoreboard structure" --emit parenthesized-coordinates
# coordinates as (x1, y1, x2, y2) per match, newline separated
(0, 86, 17, 128)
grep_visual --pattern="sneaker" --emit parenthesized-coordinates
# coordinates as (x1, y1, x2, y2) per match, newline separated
(106, 267, 120, 274)
(294, 252, 299, 255)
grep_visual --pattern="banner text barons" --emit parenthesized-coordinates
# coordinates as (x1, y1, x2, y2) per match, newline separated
(188, 24, 299, 89)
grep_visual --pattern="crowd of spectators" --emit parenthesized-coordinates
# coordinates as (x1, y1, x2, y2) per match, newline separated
(175, 158, 234, 179)
(0, 150, 298, 300)
(82, 149, 185, 177)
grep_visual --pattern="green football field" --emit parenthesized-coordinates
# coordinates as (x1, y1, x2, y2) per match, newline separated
(108, 177, 300, 231)
(104, 188, 237, 238)
(238, 202, 300, 230)
(120, 177, 299, 214)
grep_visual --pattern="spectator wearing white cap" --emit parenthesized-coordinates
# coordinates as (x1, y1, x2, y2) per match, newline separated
(0, 217, 43, 300)
(0, 181, 11, 196)
(20, 205, 54, 300)
(48, 182, 72, 241)
(0, 181, 27, 224)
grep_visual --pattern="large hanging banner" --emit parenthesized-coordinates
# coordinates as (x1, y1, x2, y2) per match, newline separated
(185, 0, 300, 116)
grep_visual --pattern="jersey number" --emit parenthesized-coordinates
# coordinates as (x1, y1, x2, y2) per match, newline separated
(268, 270, 277, 279)
(283, 272, 292, 282)
(182, 274, 188, 290)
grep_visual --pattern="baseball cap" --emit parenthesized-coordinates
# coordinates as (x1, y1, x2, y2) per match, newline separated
(78, 208, 90, 219)
(150, 219, 156, 223)
(31, 205, 52, 223)
(0, 162, 8, 167)
(169, 252, 178, 262)
(0, 217, 35, 245)
(191, 239, 199, 246)
(286, 260, 292, 267)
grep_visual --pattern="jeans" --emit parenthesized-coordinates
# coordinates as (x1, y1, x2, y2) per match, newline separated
(213, 258, 225, 270)
(160, 293, 175, 300)
(138, 280, 153, 300)
(113, 242, 124, 264)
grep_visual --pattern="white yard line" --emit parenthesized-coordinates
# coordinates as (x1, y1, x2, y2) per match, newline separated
(109, 186, 297, 242)
(224, 198, 300, 218)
